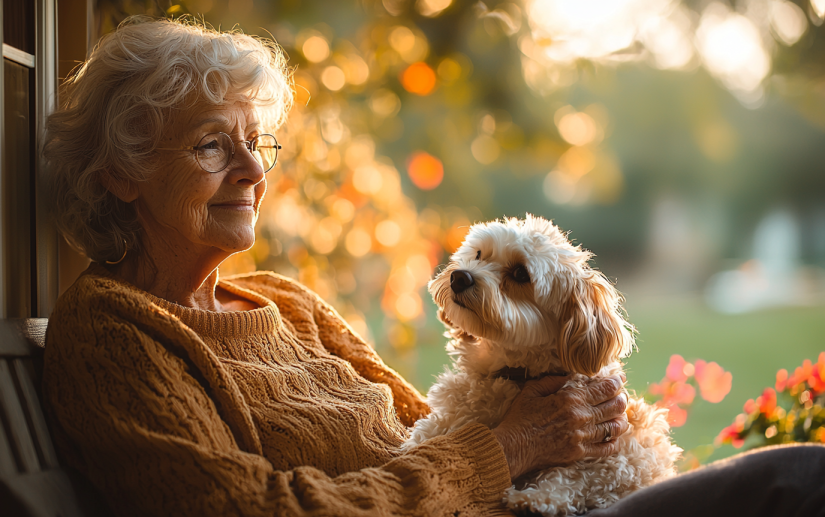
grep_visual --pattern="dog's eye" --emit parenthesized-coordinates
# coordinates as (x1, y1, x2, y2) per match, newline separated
(512, 265, 531, 283)
(475, 250, 481, 260)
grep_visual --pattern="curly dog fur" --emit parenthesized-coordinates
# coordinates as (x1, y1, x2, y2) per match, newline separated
(404, 215, 681, 516)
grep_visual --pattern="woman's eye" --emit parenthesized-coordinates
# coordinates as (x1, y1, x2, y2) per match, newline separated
(198, 139, 221, 151)
(512, 265, 531, 283)
(475, 250, 481, 260)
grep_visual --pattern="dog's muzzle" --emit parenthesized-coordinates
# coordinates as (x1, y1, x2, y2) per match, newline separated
(450, 270, 474, 294)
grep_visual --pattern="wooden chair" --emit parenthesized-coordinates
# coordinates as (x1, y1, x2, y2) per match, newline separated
(0, 319, 112, 517)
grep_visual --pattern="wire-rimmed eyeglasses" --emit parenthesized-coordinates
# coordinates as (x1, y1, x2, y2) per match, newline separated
(156, 132, 281, 173)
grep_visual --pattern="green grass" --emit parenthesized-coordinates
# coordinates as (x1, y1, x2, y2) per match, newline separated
(381, 297, 825, 464)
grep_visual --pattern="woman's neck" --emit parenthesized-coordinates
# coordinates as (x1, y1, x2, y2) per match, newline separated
(103, 218, 244, 311)
(104, 213, 261, 312)
(108, 252, 224, 311)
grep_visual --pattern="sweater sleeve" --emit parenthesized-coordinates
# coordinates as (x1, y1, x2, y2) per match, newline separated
(311, 297, 431, 427)
(43, 289, 513, 517)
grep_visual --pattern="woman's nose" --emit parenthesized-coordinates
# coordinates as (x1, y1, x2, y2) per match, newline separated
(227, 141, 265, 185)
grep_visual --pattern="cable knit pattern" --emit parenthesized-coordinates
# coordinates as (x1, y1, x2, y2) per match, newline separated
(42, 264, 513, 517)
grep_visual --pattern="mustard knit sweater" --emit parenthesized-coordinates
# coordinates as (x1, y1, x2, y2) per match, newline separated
(42, 264, 513, 516)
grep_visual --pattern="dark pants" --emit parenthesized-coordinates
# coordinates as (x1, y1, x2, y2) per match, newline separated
(585, 444, 825, 517)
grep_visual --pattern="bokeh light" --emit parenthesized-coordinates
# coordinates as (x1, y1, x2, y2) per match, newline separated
(370, 89, 402, 117)
(696, 4, 770, 102)
(321, 66, 347, 91)
(302, 35, 330, 63)
(375, 220, 402, 247)
(406, 151, 444, 190)
(555, 109, 600, 146)
(345, 228, 372, 257)
(814, 0, 825, 19)
(400, 62, 437, 95)
(416, 0, 452, 17)
(770, 1, 807, 46)
(471, 134, 500, 164)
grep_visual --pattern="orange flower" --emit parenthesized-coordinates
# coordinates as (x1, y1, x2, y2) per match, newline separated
(743, 398, 757, 414)
(666, 355, 692, 382)
(758, 388, 777, 416)
(775, 368, 788, 392)
(694, 360, 732, 403)
(808, 353, 825, 394)
(788, 360, 814, 392)
(809, 368, 825, 394)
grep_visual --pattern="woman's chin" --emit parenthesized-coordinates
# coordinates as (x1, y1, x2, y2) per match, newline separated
(203, 227, 256, 255)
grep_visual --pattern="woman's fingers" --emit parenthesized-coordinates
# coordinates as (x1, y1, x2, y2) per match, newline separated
(583, 435, 624, 458)
(593, 392, 628, 424)
(584, 374, 625, 405)
(522, 374, 572, 397)
(590, 416, 629, 444)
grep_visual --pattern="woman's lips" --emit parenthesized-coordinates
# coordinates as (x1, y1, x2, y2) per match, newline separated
(211, 201, 254, 211)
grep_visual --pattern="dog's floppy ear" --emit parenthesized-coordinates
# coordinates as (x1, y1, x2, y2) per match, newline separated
(557, 270, 634, 376)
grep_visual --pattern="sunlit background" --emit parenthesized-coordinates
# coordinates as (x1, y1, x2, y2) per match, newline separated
(96, 0, 825, 462)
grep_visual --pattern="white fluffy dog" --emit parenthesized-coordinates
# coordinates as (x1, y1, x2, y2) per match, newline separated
(404, 215, 680, 516)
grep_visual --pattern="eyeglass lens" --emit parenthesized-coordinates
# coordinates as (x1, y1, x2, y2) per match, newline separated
(194, 133, 279, 173)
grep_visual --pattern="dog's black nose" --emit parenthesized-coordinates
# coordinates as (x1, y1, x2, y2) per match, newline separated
(451, 270, 474, 294)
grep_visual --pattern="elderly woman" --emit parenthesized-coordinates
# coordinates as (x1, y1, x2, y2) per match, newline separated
(41, 17, 630, 516)
(41, 17, 825, 517)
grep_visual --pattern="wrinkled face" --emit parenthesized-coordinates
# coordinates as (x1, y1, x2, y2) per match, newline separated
(136, 99, 266, 255)
(429, 217, 584, 349)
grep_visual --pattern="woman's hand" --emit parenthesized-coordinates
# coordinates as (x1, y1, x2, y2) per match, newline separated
(491, 374, 629, 480)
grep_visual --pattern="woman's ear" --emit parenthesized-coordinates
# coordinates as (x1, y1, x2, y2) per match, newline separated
(557, 270, 634, 376)
(99, 171, 139, 203)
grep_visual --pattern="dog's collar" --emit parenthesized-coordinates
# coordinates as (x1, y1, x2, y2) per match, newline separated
(493, 367, 568, 382)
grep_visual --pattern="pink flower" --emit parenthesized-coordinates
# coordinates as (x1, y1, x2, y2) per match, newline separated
(743, 398, 757, 414)
(648, 382, 663, 396)
(666, 355, 692, 382)
(694, 360, 732, 403)
(810, 354, 825, 394)
(665, 403, 688, 428)
(666, 381, 696, 406)
(715, 422, 744, 448)
(653, 378, 695, 407)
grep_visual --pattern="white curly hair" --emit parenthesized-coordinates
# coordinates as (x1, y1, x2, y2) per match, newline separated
(43, 16, 293, 262)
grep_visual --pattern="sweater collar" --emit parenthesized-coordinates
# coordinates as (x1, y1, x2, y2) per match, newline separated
(87, 262, 281, 339)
